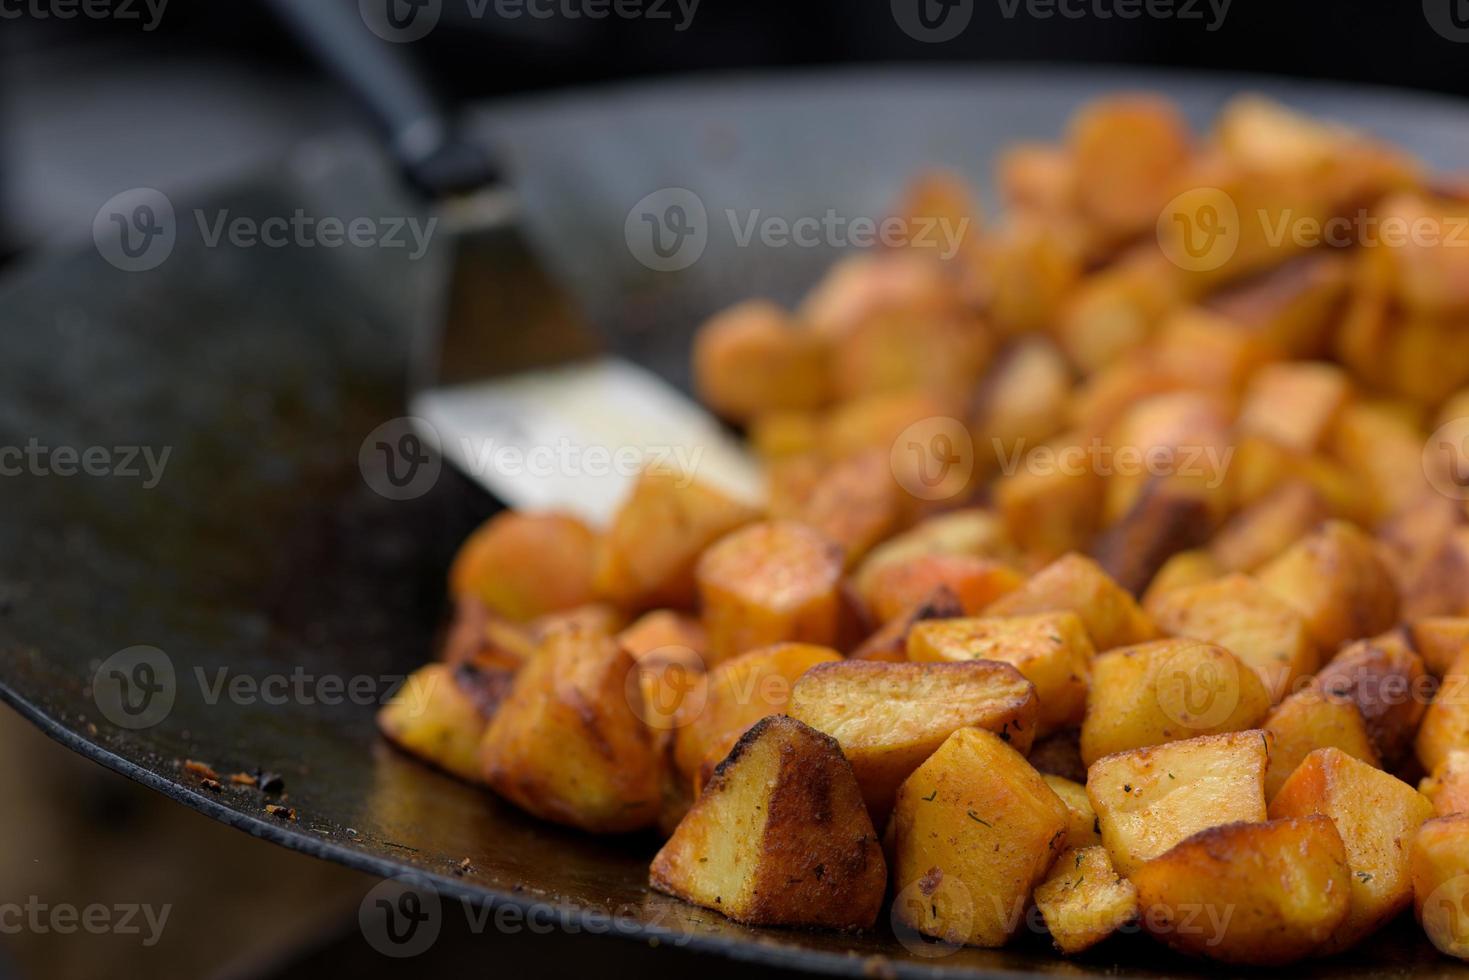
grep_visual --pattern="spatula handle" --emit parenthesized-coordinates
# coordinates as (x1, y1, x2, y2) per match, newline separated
(262, 0, 498, 199)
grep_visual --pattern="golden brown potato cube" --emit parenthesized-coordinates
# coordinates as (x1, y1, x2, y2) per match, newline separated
(970, 338, 1073, 473)
(1151, 307, 1281, 394)
(849, 586, 963, 663)
(650, 715, 885, 928)
(595, 468, 757, 611)
(789, 659, 1039, 822)
(799, 252, 959, 340)
(1042, 775, 1102, 849)
(1421, 751, 1469, 817)
(889, 728, 1070, 948)
(378, 663, 511, 783)
(697, 521, 844, 664)
(1056, 251, 1184, 376)
(993, 437, 1104, 562)
(747, 410, 821, 460)
(620, 627, 708, 737)
(671, 642, 840, 794)
(1381, 192, 1469, 316)
(1068, 94, 1192, 237)
(1417, 648, 1469, 778)
(985, 553, 1159, 651)
(1089, 479, 1217, 596)
(1149, 573, 1319, 703)
(831, 309, 991, 403)
(1102, 390, 1233, 526)
(691, 299, 830, 423)
(997, 142, 1076, 215)
(1238, 362, 1354, 454)
(449, 511, 599, 622)
(1262, 688, 1380, 801)
(1203, 252, 1349, 359)
(479, 627, 659, 832)
(767, 449, 899, 568)
(983, 220, 1082, 337)
(1082, 640, 1271, 765)
(853, 508, 1018, 590)
(1270, 746, 1435, 952)
(1034, 845, 1138, 955)
(823, 390, 957, 460)
(1410, 617, 1469, 678)
(1130, 816, 1350, 965)
(1257, 520, 1401, 655)
(1314, 633, 1428, 766)
(1087, 730, 1270, 875)
(1330, 402, 1433, 524)
(1403, 527, 1469, 622)
(1141, 549, 1221, 617)
(1209, 480, 1327, 574)
(1412, 813, 1469, 959)
(617, 609, 708, 661)
(858, 554, 1023, 625)
(907, 612, 1092, 737)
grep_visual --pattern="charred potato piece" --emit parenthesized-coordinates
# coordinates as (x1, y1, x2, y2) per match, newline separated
(1087, 730, 1270, 875)
(985, 553, 1158, 651)
(650, 716, 886, 928)
(449, 511, 599, 622)
(789, 659, 1039, 822)
(907, 612, 1092, 737)
(1034, 845, 1138, 955)
(889, 728, 1070, 948)
(1089, 478, 1216, 596)
(1314, 632, 1429, 766)
(1262, 688, 1380, 801)
(1042, 774, 1103, 849)
(1148, 573, 1319, 703)
(479, 627, 659, 832)
(1270, 747, 1435, 953)
(594, 467, 758, 610)
(1130, 816, 1350, 965)
(697, 521, 845, 664)
(849, 586, 963, 663)
(692, 299, 830, 423)
(1029, 729, 1087, 784)
(1421, 750, 1469, 817)
(1081, 640, 1270, 765)
(1238, 362, 1354, 454)
(1412, 814, 1469, 960)
(378, 663, 511, 783)
(858, 554, 1023, 625)
(1257, 520, 1401, 655)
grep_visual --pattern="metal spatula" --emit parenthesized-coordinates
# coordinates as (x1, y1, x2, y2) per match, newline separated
(265, 0, 760, 524)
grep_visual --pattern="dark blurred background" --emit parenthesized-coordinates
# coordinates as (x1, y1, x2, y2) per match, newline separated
(0, 2, 1465, 978)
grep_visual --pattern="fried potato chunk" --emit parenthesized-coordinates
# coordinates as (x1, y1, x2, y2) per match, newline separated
(993, 438, 1104, 562)
(849, 586, 963, 663)
(697, 521, 844, 664)
(1141, 549, 1221, 616)
(1410, 617, 1469, 678)
(1068, 94, 1192, 237)
(1314, 632, 1428, 766)
(1416, 647, 1469, 777)
(1081, 640, 1271, 765)
(1270, 746, 1435, 952)
(1034, 845, 1138, 955)
(984, 553, 1158, 651)
(692, 299, 830, 423)
(479, 627, 659, 832)
(1149, 573, 1319, 703)
(767, 449, 899, 568)
(649, 716, 886, 929)
(1421, 750, 1469, 817)
(906, 612, 1093, 736)
(1041, 774, 1102, 849)
(1208, 480, 1327, 574)
(449, 511, 598, 621)
(889, 728, 1070, 948)
(1412, 813, 1469, 959)
(789, 659, 1038, 822)
(1257, 520, 1400, 654)
(1130, 816, 1350, 965)
(1087, 730, 1270, 875)
(1262, 688, 1379, 801)
(858, 554, 1023, 624)
(378, 663, 511, 783)
(1238, 361, 1354, 454)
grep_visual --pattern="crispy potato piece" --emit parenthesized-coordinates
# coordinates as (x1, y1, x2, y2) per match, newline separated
(671, 642, 840, 794)
(768, 449, 899, 568)
(1410, 617, 1469, 678)
(1034, 845, 1138, 955)
(1102, 390, 1233, 526)
(1209, 481, 1327, 574)
(849, 586, 963, 663)
(1262, 688, 1380, 801)
(1203, 252, 1349, 359)
(692, 299, 830, 423)
(1421, 751, 1469, 817)
(1411, 813, 1469, 959)
(907, 612, 1092, 737)
(889, 728, 1070, 948)
(831, 309, 991, 402)
(1149, 573, 1319, 703)
(1417, 648, 1469, 777)
(1314, 633, 1429, 766)
(1042, 775, 1102, 849)
(1056, 251, 1187, 376)
(1330, 403, 1432, 524)
(1089, 479, 1216, 596)
(858, 554, 1023, 625)
(617, 609, 708, 661)
(1130, 816, 1350, 965)
(800, 251, 959, 339)
(1381, 192, 1469, 316)
(993, 435, 1104, 562)
(789, 659, 1039, 822)
(1087, 730, 1270, 875)
(697, 521, 844, 664)
(479, 627, 659, 832)
(378, 663, 511, 783)
(997, 142, 1077, 215)
(852, 508, 1018, 595)
(1068, 94, 1191, 237)
(449, 511, 598, 622)
(1151, 307, 1281, 393)
(985, 553, 1159, 651)
(1257, 520, 1401, 655)
(1141, 549, 1221, 617)
(1082, 640, 1270, 766)
(1270, 747, 1435, 952)
(650, 715, 885, 928)
(1238, 362, 1353, 454)
(970, 338, 1073, 474)
(984, 220, 1082, 337)
(594, 468, 757, 610)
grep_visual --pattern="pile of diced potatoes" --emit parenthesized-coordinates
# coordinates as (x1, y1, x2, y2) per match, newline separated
(378, 93, 1469, 965)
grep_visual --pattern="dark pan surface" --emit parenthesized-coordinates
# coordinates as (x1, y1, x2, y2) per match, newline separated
(5, 67, 1469, 978)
